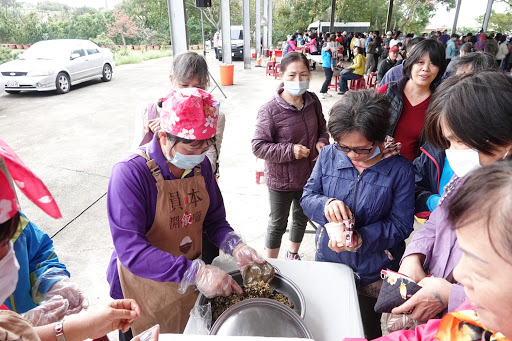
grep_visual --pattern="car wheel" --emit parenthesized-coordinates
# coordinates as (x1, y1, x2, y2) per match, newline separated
(55, 72, 70, 94)
(101, 64, 112, 82)
(5, 90, 20, 94)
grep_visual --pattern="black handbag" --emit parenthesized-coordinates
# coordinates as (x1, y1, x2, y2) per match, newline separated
(374, 269, 422, 313)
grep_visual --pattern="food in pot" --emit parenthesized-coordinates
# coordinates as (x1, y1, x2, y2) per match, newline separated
(211, 280, 294, 322)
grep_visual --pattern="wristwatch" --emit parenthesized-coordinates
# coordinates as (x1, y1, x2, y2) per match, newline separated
(55, 320, 66, 341)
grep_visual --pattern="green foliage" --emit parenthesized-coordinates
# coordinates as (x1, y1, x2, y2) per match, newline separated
(114, 48, 172, 66)
(477, 10, 512, 34)
(0, 46, 17, 64)
(90, 32, 116, 48)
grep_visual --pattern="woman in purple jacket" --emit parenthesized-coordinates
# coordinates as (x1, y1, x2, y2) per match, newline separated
(392, 71, 512, 326)
(252, 52, 329, 260)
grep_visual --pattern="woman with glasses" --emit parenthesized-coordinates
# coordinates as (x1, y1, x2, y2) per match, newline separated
(300, 90, 415, 339)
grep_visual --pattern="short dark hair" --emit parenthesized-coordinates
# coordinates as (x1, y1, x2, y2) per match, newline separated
(406, 37, 425, 54)
(328, 90, 391, 143)
(280, 51, 310, 74)
(451, 51, 498, 74)
(447, 160, 512, 263)
(403, 38, 447, 86)
(425, 71, 512, 155)
(450, 33, 459, 38)
(0, 211, 19, 245)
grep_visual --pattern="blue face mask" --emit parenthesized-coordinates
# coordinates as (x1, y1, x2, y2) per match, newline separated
(283, 80, 309, 96)
(167, 151, 206, 170)
(364, 146, 381, 161)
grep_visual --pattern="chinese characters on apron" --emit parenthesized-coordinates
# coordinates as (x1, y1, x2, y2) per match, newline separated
(118, 150, 210, 334)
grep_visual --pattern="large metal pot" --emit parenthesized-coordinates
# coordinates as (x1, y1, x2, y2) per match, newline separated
(197, 270, 306, 319)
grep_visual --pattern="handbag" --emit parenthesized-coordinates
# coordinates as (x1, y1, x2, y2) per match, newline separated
(340, 68, 353, 75)
(374, 269, 422, 313)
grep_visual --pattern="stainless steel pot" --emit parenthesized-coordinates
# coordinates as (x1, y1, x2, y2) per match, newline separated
(197, 270, 306, 318)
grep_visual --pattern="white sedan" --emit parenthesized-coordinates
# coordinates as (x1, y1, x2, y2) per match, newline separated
(0, 39, 115, 94)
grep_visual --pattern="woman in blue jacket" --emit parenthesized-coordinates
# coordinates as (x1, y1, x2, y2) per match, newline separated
(301, 90, 415, 339)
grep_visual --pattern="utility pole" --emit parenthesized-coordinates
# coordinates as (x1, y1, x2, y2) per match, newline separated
(385, 0, 394, 33)
(167, 0, 188, 56)
(243, 0, 251, 69)
(255, 0, 261, 57)
(268, 0, 273, 48)
(451, 0, 462, 34)
(329, 0, 336, 33)
(220, 0, 232, 64)
(263, 0, 268, 52)
(482, 0, 494, 32)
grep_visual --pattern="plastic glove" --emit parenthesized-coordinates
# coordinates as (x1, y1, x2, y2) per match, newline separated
(179, 259, 242, 298)
(232, 243, 265, 270)
(21, 295, 69, 326)
(46, 280, 89, 315)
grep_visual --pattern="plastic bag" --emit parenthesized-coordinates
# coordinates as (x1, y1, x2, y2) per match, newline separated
(188, 302, 212, 335)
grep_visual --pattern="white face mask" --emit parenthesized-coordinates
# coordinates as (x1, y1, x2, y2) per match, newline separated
(445, 148, 481, 178)
(0, 241, 20, 304)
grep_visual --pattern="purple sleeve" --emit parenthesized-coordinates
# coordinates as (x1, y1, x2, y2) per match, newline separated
(252, 103, 295, 163)
(107, 158, 193, 283)
(448, 284, 466, 313)
(401, 205, 442, 268)
(199, 158, 240, 252)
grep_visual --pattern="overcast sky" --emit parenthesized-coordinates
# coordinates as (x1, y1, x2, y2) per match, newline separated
(19, 0, 507, 31)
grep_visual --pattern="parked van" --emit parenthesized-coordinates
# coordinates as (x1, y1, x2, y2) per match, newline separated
(307, 21, 370, 33)
(218, 25, 244, 61)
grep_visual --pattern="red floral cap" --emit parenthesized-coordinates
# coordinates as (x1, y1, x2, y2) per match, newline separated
(0, 139, 61, 223)
(160, 88, 220, 140)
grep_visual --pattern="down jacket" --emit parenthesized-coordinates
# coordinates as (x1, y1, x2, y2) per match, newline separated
(300, 145, 415, 286)
(252, 89, 329, 191)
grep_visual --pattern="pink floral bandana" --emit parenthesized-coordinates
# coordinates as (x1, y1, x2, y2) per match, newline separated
(160, 88, 220, 140)
(0, 139, 61, 223)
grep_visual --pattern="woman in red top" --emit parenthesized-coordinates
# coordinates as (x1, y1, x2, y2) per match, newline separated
(377, 39, 446, 162)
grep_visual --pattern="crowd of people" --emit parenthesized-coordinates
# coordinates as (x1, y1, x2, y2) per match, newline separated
(1, 25, 512, 341)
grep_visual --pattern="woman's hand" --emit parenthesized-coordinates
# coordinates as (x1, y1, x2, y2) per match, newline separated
(293, 144, 310, 159)
(324, 199, 352, 223)
(391, 277, 452, 321)
(315, 141, 326, 153)
(327, 232, 362, 253)
(147, 118, 161, 133)
(195, 264, 243, 298)
(398, 254, 427, 283)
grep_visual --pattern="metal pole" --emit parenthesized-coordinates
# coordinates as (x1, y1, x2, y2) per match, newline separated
(255, 0, 261, 57)
(482, 0, 494, 32)
(220, 0, 232, 64)
(329, 0, 336, 33)
(167, 0, 188, 56)
(385, 0, 394, 33)
(243, 0, 251, 69)
(201, 10, 206, 58)
(451, 0, 462, 34)
(263, 0, 268, 52)
(268, 0, 273, 48)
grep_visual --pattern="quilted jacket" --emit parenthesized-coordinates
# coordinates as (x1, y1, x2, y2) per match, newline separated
(413, 143, 445, 218)
(300, 145, 415, 286)
(252, 89, 329, 191)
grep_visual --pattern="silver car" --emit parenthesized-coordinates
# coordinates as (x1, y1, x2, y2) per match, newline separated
(0, 39, 115, 94)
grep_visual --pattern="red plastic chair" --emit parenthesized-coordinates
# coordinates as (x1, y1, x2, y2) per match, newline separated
(274, 63, 281, 80)
(266, 61, 276, 76)
(349, 77, 366, 91)
(366, 73, 377, 89)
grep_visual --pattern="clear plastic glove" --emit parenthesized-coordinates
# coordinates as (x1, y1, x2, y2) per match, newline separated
(21, 295, 69, 326)
(179, 259, 242, 298)
(46, 280, 89, 315)
(232, 243, 265, 270)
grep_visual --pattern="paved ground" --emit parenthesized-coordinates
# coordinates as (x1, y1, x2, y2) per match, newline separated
(0, 51, 346, 332)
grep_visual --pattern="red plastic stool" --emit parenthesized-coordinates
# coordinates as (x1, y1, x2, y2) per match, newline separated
(274, 63, 281, 79)
(256, 171, 265, 184)
(366, 73, 377, 89)
(349, 77, 366, 91)
(328, 76, 339, 92)
(266, 61, 276, 76)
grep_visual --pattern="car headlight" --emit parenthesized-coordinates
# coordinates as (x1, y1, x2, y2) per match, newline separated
(27, 70, 54, 77)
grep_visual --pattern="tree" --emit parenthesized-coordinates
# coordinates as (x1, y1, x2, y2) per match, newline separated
(107, 8, 138, 47)
(477, 10, 512, 33)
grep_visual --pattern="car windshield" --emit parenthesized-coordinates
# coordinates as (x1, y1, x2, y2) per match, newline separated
(18, 43, 70, 60)
(231, 30, 243, 40)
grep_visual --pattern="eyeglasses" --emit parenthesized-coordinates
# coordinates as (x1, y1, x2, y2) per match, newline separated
(335, 142, 375, 155)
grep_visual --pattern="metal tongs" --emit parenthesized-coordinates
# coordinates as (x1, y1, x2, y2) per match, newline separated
(242, 261, 276, 285)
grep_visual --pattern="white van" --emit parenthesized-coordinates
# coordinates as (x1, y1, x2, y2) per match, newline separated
(307, 21, 371, 34)
(218, 25, 244, 61)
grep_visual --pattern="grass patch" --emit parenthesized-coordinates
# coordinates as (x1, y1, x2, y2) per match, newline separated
(114, 48, 173, 66)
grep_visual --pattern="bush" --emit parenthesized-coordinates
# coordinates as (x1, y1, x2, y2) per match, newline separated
(114, 49, 172, 66)
(90, 32, 116, 49)
(0, 47, 23, 64)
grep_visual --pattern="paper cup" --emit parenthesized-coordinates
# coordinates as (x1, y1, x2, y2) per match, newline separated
(324, 222, 345, 247)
